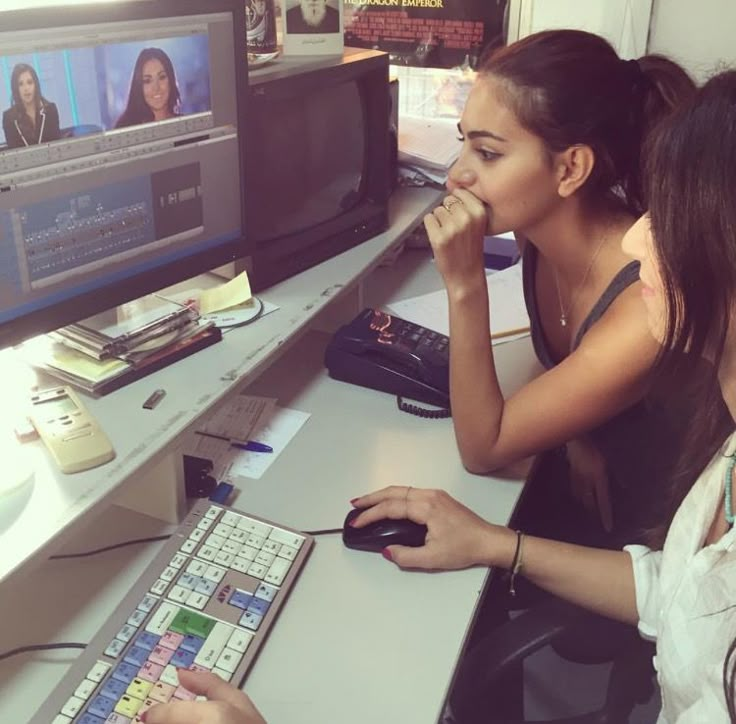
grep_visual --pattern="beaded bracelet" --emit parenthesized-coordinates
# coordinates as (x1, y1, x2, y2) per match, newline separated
(509, 530, 525, 597)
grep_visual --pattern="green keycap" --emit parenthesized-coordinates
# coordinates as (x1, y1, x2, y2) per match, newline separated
(183, 610, 216, 638)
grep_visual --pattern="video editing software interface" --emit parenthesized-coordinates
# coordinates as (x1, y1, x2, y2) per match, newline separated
(0, 9, 243, 330)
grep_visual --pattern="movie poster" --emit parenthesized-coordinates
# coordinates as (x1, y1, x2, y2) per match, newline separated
(344, 0, 507, 69)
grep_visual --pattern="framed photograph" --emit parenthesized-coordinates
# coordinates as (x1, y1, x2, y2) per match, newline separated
(281, 0, 344, 55)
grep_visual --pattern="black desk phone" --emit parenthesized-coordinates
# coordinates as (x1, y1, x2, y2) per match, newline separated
(324, 308, 450, 415)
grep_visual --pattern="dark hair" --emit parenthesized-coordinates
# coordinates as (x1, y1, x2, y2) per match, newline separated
(642, 69, 736, 544)
(726, 636, 736, 723)
(479, 30, 695, 215)
(10, 63, 49, 112)
(115, 48, 181, 129)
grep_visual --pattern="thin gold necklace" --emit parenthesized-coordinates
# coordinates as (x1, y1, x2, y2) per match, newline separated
(553, 237, 608, 328)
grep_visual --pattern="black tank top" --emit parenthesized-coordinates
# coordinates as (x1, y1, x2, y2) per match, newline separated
(521, 243, 687, 543)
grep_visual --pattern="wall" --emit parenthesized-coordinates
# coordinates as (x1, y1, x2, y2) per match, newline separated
(510, 0, 652, 57)
(648, 0, 736, 82)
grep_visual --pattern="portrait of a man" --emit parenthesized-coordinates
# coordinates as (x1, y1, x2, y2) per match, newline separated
(286, 0, 340, 34)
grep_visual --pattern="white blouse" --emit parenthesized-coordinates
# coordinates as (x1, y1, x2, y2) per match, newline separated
(626, 431, 736, 723)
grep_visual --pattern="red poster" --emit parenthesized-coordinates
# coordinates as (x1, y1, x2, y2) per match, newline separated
(344, 0, 507, 69)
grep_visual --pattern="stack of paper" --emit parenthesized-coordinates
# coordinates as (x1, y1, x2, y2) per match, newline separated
(398, 115, 462, 177)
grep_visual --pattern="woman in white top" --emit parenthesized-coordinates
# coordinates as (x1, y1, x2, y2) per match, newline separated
(144, 70, 736, 724)
(350, 69, 736, 723)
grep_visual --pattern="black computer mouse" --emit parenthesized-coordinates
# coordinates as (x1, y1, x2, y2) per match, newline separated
(342, 507, 428, 552)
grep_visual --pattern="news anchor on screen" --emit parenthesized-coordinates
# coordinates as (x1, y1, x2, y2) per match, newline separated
(115, 47, 181, 128)
(286, 0, 339, 33)
(2, 63, 61, 149)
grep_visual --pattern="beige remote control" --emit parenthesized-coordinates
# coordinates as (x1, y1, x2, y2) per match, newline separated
(29, 386, 115, 473)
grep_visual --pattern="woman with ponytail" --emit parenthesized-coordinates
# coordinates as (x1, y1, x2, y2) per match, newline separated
(424, 30, 723, 550)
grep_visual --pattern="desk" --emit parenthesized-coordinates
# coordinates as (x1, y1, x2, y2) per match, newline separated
(0, 188, 541, 723)
(0, 186, 442, 585)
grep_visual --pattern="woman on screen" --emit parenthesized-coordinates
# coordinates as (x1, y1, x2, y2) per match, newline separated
(115, 47, 181, 128)
(2, 63, 61, 149)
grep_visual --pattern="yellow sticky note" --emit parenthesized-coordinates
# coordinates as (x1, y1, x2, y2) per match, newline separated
(199, 271, 252, 315)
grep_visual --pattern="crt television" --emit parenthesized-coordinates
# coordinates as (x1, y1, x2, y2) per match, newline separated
(0, 0, 248, 350)
(240, 47, 392, 291)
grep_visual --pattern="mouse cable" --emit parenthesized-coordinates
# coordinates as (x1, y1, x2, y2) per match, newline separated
(0, 642, 86, 663)
(304, 527, 342, 536)
(49, 526, 342, 560)
(49, 534, 173, 560)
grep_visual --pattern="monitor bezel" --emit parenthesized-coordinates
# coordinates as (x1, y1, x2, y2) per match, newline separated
(0, 0, 248, 349)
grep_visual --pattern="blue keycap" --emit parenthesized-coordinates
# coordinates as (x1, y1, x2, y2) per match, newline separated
(87, 694, 116, 719)
(179, 633, 205, 654)
(100, 676, 128, 701)
(229, 589, 253, 610)
(77, 713, 105, 724)
(123, 644, 149, 667)
(134, 631, 160, 651)
(111, 661, 139, 684)
(247, 597, 270, 616)
(171, 647, 196, 668)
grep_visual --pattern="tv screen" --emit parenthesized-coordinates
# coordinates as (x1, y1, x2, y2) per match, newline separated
(250, 80, 366, 240)
(241, 48, 390, 291)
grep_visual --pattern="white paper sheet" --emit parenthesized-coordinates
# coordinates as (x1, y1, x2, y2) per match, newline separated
(227, 406, 311, 480)
(386, 263, 530, 344)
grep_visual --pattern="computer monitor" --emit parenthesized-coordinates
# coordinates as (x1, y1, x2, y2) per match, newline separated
(0, 0, 248, 350)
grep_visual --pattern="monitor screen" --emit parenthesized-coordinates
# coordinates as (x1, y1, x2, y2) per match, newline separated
(249, 79, 366, 241)
(0, 0, 247, 348)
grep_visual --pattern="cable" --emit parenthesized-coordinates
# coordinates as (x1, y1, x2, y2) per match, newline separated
(397, 395, 451, 419)
(304, 528, 342, 536)
(49, 534, 172, 560)
(0, 642, 86, 663)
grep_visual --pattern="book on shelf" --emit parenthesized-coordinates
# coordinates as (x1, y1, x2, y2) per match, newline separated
(22, 322, 222, 397)
(53, 295, 198, 360)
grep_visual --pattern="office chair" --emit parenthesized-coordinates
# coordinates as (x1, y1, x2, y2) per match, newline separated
(449, 593, 657, 724)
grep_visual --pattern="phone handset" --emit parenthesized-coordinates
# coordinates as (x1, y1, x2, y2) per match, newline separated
(29, 386, 116, 474)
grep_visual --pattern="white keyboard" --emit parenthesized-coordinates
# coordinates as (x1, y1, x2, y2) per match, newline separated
(29, 499, 314, 724)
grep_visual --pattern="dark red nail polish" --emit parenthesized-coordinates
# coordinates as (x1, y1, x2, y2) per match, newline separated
(140, 712, 148, 723)
(381, 548, 393, 561)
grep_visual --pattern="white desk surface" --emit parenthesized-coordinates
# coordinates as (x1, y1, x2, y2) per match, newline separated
(0, 186, 444, 586)
(0, 196, 542, 724)
(1, 330, 537, 724)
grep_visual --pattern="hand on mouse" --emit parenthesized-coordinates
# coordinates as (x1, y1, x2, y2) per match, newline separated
(350, 486, 515, 571)
(143, 669, 266, 724)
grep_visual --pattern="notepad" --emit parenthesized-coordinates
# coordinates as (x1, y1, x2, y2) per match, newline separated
(386, 263, 530, 344)
(197, 395, 275, 443)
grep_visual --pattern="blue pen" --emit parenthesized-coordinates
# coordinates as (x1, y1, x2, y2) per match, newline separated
(231, 440, 273, 453)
